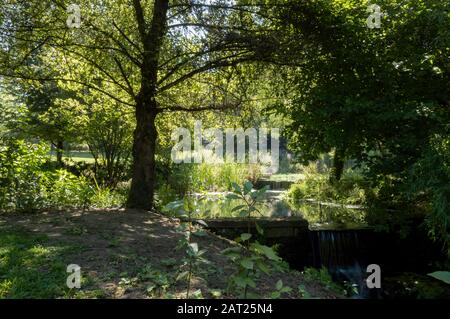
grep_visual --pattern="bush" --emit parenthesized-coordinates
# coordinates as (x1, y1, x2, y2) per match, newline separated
(159, 162, 262, 195)
(365, 135, 450, 243)
(81, 101, 133, 189)
(155, 184, 179, 209)
(44, 169, 92, 209)
(0, 138, 125, 212)
(287, 165, 368, 205)
(302, 267, 344, 295)
(0, 140, 49, 212)
(89, 182, 128, 208)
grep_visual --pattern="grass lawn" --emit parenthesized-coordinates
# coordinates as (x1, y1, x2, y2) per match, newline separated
(49, 151, 96, 163)
(0, 225, 100, 298)
(0, 210, 342, 299)
(66, 151, 96, 163)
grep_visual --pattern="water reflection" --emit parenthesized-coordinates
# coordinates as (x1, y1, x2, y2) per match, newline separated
(191, 191, 367, 229)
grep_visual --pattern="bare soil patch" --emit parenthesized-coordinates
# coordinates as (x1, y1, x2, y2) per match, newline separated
(0, 209, 341, 299)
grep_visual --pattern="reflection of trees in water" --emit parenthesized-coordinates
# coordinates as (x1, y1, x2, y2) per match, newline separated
(290, 202, 367, 227)
(191, 192, 366, 228)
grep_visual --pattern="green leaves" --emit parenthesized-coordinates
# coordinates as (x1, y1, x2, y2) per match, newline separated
(176, 271, 190, 282)
(250, 185, 269, 201)
(0, 139, 93, 212)
(220, 181, 285, 298)
(224, 181, 268, 218)
(271, 280, 292, 299)
(252, 243, 281, 262)
(222, 247, 242, 259)
(231, 205, 247, 212)
(240, 258, 254, 270)
(209, 289, 222, 298)
(255, 223, 264, 236)
(275, 0, 450, 244)
(231, 182, 242, 194)
(189, 243, 198, 254)
(195, 219, 208, 228)
(223, 242, 284, 297)
(231, 180, 257, 197)
(163, 199, 186, 217)
(233, 276, 256, 289)
(428, 271, 450, 284)
(240, 233, 252, 241)
(276, 279, 283, 290)
(243, 180, 253, 194)
(185, 242, 207, 260)
(255, 260, 270, 274)
(225, 193, 241, 200)
(298, 284, 312, 299)
(235, 233, 252, 244)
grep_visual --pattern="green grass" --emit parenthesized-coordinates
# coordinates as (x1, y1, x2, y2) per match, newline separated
(0, 226, 73, 298)
(64, 151, 96, 163)
(49, 151, 96, 163)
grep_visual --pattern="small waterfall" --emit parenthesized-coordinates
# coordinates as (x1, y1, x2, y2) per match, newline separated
(310, 229, 376, 298)
(313, 231, 362, 270)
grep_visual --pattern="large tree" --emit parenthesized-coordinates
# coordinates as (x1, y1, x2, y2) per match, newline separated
(271, 0, 450, 240)
(0, 0, 281, 209)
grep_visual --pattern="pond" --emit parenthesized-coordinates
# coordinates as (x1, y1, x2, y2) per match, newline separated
(191, 190, 368, 230)
(185, 190, 447, 299)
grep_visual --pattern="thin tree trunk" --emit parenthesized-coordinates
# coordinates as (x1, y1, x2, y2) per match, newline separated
(56, 140, 64, 166)
(330, 148, 345, 182)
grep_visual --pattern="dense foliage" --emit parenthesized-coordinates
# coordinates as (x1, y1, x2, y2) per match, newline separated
(271, 0, 450, 242)
(0, 0, 448, 241)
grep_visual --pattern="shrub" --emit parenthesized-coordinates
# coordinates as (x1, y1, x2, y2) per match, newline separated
(89, 184, 127, 208)
(222, 181, 290, 298)
(44, 169, 93, 209)
(80, 100, 133, 189)
(162, 162, 262, 195)
(0, 138, 123, 212)
(287, 165, 368, 205)
(0, 139, 49, 212)
(302, 267, 343, 294)
(155, 183, 179, 209)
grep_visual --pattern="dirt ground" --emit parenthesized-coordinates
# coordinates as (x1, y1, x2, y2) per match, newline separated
(0, 209, 341, 299)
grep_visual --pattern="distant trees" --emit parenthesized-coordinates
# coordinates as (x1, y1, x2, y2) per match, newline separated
(18, 80, 76, 165)
(78, 93, 134, 188)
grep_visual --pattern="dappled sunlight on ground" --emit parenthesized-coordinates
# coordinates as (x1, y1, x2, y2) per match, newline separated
(0, 209, 342, 299)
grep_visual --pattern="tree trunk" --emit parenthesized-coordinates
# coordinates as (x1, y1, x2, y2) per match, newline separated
(330, 148, 345, 182)
(127, 98, 158, 209)
(56, 140, 64, 166)
(126, 0, 169, 209)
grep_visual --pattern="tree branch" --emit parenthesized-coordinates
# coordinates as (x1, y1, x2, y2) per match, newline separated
(132, 0, 147, 43)
(0, 71, 135, 107)
(158, 55, 253, 93)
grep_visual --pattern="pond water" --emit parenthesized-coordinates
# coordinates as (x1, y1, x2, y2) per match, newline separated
(192, 190, 368, 230)
(191, 191, 374, 297)
(187, 190, 446, 298)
